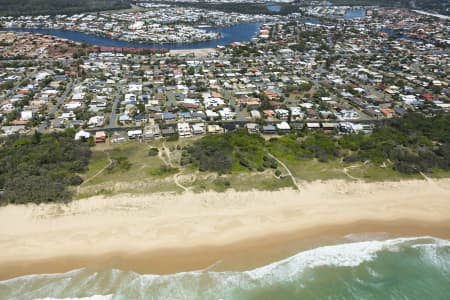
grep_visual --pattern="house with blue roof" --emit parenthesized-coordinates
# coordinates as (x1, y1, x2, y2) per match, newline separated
(178, 111, 192, 120)
(163, 112, 177, 121)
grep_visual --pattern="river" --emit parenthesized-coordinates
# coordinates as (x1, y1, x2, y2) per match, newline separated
(343, 8, 366, 20)
(1, 23, 263, 50)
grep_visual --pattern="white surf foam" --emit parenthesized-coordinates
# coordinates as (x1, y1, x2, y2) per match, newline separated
(344, 232, 393, 242)
(0, 268, 86, 285)
(245, 236, 445, 280)
(127, 236, 450, 298)
(1, 236, 448, 300)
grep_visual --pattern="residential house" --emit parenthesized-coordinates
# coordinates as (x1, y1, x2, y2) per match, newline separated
(177, 122, 192, 137)
(262, 124, 277, 134)
(143, 124, 161, 140)
(95, 131, 106, 143)
(245, 123, 260, 134)
(207, 124, 223, 134)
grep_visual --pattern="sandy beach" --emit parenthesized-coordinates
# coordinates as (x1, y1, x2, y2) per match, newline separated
(0, 179, 449, 280)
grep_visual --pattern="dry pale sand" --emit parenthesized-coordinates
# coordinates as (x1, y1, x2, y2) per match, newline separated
(169, 48, 217, 56)
(0, 179, 449, 280)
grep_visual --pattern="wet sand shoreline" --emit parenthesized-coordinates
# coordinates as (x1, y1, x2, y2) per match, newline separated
(1, 219, 449, 281)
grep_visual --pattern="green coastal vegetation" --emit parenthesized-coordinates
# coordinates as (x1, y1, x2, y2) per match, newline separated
(73, 112, 450, 198)
(332, 0, 448, 14)
(0, 0, 131, 17)
(0, 0, 446, 18)
(0, 130, 90, 205)
(155, 1, 448, 16)
(184, 131, 275, 174)
(0, 113, 449, 205)
(183, 112, 450, 175)
(157, 1, 298, 16)
(339, 113, 450, 173)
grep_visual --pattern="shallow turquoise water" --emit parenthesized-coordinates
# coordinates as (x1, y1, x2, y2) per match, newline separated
(1, 236, 449, 300)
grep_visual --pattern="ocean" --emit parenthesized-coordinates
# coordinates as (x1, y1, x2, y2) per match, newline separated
(1, 236, 449, 300)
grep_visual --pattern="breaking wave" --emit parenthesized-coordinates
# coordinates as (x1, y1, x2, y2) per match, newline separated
(1, 236, 449, 300)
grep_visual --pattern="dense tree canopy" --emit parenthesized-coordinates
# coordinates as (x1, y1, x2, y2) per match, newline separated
(0, 131, 91, 204)
(0, 0, 130, 17)
(186, 129, 270, 174)
(340, 113, 450, 173)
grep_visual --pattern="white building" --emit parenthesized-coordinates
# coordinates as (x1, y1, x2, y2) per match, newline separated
(75, 130, 91, 140)
(21, 110, 33, 121)
(192, 123, 205, 135)
(177, 122, 192, 137)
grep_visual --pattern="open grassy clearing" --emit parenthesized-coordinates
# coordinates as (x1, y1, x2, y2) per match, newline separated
(79, 139, 294, 197)
(81, 150, 110, 180)
(182, 169, 293, 193)
(76, 179, 183, 199)
(344, 163, 424, 182)
(84, 142, 166, 185)
(77, 141, 178, 197)
(278, 158, 349, 182)
(425, 168, 450, 179)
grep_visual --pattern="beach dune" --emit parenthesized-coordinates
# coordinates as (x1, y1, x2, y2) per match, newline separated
(0, 179, 449, 280)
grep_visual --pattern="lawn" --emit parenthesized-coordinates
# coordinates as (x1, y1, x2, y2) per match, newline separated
(77, 141, 181, 197)
(85, 142, 167, 185)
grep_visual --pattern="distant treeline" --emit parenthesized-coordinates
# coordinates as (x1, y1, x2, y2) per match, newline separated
(0, 0, 131, 17)
(154, 1, 448, 16)
(0, 130, 91, 205)
(306, 0, 448, 15)
(154, 1, 299, 16)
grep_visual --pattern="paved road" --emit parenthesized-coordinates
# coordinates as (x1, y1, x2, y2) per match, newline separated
(166, 91, 178, 109)
(38, 78, 76, 133)
(86, 117, 382, 135)
(109, 81, 123, 129)
(224, 90, 247, 122)
(4, 81, 22, 99)
(0, 58, 77, 64)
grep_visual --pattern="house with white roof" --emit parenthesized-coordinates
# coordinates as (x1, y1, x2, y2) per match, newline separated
(128, 83, 142, 93)
(177, 122, 192, 137)
(218, 108, 235, 120)
(277, 121, 291, 132)
(205, 110, 219, 120)
(88, 116, 105, 128)
(74, 130, 90, 140)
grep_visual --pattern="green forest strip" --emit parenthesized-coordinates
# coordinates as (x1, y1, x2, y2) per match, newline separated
(0, 0, 131, 17)
(157, 1, 299, 16)
(157, 1, 448, 16)
(0, 130, 91, 204)
(0, 0, 447, 17)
